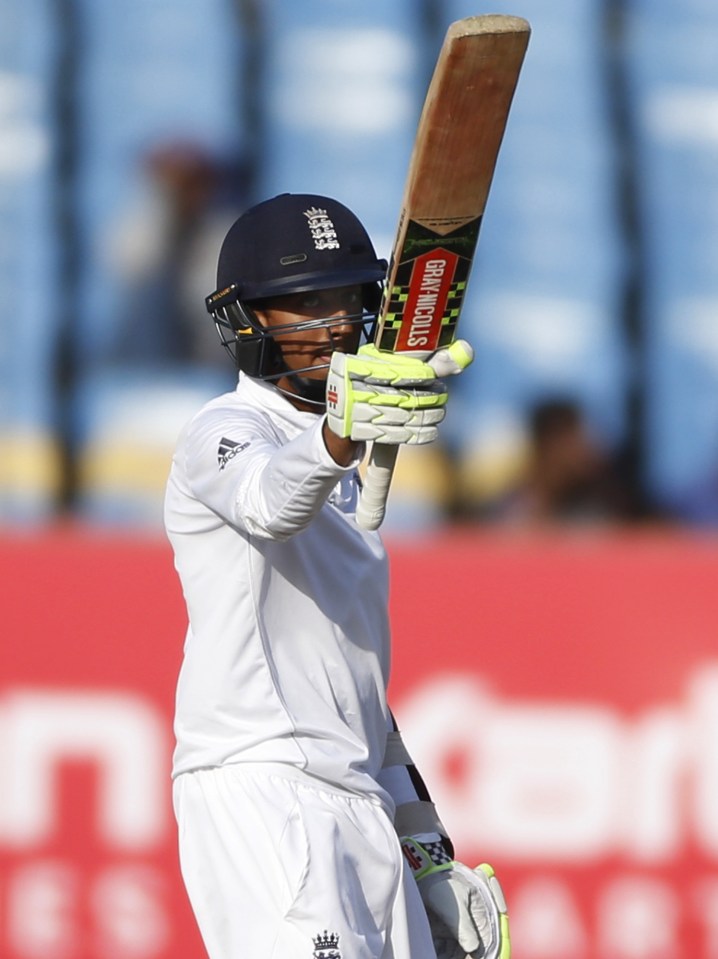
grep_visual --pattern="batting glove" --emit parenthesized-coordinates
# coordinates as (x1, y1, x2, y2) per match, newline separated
(325, 341, 473, 445)
(401, 836, 510, 959)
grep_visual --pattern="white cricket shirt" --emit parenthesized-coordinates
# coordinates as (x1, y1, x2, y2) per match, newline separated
(165, 373, 392, 798)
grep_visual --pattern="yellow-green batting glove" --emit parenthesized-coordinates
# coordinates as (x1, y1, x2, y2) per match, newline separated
(401, 836, 510, 959)
(325, 341, 473, 445)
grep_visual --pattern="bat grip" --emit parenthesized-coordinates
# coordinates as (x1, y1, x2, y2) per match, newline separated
(355, 443, 399, 531)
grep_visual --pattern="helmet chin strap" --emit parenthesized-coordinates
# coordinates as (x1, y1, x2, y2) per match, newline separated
(272, 371, 327, 410)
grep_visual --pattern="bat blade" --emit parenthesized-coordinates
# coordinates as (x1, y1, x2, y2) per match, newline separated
(356, 14, 530, 531)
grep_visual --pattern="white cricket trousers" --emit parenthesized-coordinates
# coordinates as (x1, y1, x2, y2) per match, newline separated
(173, 763, 437, 959)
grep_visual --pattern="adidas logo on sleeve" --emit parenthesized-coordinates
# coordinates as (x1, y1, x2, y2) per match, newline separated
(218, 437, 250, 470)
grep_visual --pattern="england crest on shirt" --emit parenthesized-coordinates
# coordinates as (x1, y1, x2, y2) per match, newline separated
(312, 929, 341, 959)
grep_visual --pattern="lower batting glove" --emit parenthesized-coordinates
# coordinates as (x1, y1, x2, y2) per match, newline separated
(325, 341, 473, 445)
(401, 836, 510, 959)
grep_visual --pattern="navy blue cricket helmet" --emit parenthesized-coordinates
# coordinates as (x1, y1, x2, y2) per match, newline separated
(205, 193, 387, 379)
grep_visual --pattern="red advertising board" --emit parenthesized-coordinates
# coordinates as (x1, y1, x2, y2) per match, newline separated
(1, 527, 717, 959)
(0, 528, 198, 959)
(388, 531, 718, 959)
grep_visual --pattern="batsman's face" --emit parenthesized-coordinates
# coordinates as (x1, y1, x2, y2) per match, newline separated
(253, 285, 363, 390)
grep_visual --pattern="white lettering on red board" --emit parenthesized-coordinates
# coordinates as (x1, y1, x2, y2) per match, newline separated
(396, 663, 718, 861)
(0, 689, 168, 847)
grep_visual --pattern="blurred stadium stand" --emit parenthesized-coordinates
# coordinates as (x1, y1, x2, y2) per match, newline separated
(624, 0, 718, 523)
(258, 0, 428, 256)
(256, 0, 453, 529)
(69, 0, 247, 523)
(0, 0, 717, 530)
(440, 0, 629, 521)
(0, 0, 63, 523)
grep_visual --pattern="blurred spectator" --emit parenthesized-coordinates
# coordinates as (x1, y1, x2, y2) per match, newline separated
(101, 141, 248, 371)
(70, 141, 249, 525)
(485, 397, 632, 528)
(668, 468, 718, 527)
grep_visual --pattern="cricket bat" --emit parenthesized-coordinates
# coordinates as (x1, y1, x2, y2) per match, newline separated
(355, 14, 530, 531)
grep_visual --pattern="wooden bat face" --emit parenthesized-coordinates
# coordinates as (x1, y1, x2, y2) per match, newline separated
(374, 16, 531, 360)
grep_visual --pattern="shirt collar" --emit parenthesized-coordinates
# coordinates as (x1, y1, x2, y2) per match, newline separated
(238, 372, 322, 433)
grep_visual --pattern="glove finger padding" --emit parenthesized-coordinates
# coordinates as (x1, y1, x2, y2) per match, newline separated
(348, 343, 443, 387)
(326, 346, 448, 445)
(420, 863, 510, 959)
(351, 382, 448, 410)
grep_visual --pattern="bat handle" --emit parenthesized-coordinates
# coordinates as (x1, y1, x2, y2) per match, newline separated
(355, 443, 399, 531)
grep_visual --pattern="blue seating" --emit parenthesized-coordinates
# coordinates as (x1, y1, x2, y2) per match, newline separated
(70, 0, 246, 523)
(624, 0, 718, 520)
(436, 0, 628, 514)
(0, 0, 62, 522)
(257, 0, 426, 263)
(4, 0, 718, 528)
